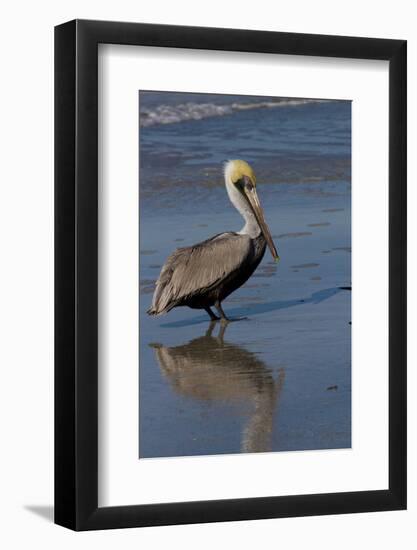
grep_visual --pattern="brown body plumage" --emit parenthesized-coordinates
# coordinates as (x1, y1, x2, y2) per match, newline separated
(148, 233, 266, 316)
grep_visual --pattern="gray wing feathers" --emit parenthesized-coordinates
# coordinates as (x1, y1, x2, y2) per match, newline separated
(147, 233, 252, 315)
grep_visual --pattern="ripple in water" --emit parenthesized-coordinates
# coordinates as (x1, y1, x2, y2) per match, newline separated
(274, 232, 313, 239)
(290, 263, 320, 269)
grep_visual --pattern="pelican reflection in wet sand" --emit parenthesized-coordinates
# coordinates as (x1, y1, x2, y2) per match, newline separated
(148, 160, 279, 321)
(150, 323, 285, 453)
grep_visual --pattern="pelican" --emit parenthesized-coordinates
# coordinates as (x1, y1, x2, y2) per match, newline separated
(147, 160, 279, 321)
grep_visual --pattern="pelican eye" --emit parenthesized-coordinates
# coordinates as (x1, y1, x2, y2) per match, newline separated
(235, 177, 254, 192)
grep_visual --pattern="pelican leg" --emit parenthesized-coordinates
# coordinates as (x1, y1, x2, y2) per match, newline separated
(204, 306, 220, 321)
(214, 301, 229, 322)
(215, 301, 248, 322)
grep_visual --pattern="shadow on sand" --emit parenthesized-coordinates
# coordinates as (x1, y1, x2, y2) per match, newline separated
(160, 286, 344, 328)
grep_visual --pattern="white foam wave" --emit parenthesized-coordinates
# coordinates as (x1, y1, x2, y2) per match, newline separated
(140, 99, 330, 127)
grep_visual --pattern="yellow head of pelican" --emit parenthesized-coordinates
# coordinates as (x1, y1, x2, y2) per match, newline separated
(224, 159, 279, 262)
(225, 159, 257, 187)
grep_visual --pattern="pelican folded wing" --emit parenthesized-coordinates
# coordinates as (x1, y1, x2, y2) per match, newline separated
(148, 232, 253, 315)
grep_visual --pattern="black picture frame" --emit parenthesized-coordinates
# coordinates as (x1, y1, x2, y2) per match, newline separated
(55, 19, 407, 531)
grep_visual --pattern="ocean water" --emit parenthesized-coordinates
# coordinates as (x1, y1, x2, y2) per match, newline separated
(139, 91, 351, 458)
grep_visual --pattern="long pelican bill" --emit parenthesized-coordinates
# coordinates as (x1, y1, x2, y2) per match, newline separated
(242, 176, 280, 262)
